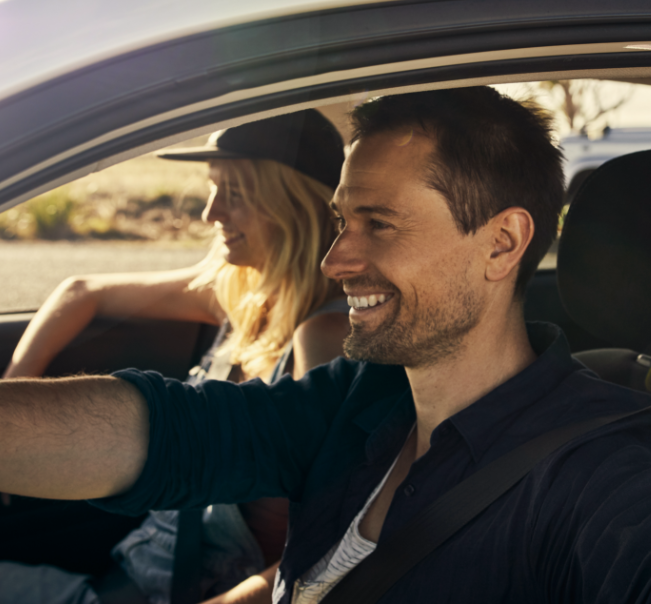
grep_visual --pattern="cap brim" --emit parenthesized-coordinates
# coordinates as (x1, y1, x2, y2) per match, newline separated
(155, 146, 247, 162)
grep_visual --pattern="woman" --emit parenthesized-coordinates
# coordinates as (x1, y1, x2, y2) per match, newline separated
(0, 110, 350, 604)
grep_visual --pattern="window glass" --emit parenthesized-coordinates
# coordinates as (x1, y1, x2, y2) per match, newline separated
(494, 79, 651, 269)
(0, 138, 212, 313)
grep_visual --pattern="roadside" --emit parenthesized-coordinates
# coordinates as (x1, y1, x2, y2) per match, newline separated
(0, 153, 214, 243)
(0, 241, 209, 312)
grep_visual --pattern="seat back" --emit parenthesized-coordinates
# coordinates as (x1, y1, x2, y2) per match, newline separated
(557, 149, 651, 392)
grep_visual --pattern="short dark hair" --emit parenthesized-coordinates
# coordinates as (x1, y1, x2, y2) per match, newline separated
(350, 87, 565, 297)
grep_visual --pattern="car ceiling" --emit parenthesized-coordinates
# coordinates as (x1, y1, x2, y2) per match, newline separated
(1, 0, 651, 211)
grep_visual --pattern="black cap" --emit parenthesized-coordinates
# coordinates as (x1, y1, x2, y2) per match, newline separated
(156, 110, 344, 190)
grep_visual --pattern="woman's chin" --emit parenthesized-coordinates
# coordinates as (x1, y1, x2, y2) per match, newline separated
(224, 251, 257, 269)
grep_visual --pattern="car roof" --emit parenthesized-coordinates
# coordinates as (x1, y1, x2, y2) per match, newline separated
(0, 0, 389, 100)
(1, 0, 651, 211)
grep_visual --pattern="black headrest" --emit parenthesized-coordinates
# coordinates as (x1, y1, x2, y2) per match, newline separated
(557, 150, 651, 351)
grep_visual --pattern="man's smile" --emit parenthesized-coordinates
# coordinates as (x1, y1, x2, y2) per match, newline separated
(346, 292, 393, 309)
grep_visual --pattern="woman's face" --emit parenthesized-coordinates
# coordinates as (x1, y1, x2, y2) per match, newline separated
(203, 160, 277, 270)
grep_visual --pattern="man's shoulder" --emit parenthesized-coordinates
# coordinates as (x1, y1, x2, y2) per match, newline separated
(561, 364, 651, 422)
(532, 369, 651, 494)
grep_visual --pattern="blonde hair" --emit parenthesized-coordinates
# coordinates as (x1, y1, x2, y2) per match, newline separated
(192, 158, 341, 379)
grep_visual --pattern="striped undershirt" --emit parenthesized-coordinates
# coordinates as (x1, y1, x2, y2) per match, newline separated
(288, 426, 414, 604)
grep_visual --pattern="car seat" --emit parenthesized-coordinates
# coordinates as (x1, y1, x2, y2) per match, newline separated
(557, 149, 651, 393)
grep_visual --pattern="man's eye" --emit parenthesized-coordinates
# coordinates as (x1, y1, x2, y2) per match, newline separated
(334, 215, 346, 232)
(369, 219, 389, 230)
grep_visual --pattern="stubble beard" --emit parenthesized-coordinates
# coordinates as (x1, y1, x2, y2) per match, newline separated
(343, 274, 483, 369)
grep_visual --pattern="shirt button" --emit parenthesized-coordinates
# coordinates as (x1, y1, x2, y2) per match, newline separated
(403, 484, 416, 497)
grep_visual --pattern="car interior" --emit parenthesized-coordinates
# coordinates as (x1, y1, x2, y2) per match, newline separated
(1, 0, 651, 586)
(558, 149, 651, 393)
(1, 98, 649, 580)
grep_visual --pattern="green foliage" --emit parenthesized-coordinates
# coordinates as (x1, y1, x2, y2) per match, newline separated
(0, 153, 213, 243)
(26, 189, 77, 239)
(558, 204, 570, 233)
(0, 208, 22, 239)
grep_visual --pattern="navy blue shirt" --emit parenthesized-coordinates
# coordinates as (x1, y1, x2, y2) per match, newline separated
(96, 323, 651, 603)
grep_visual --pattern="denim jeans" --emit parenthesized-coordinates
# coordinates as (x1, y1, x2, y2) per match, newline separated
(0, 562, 99, 604)
(0, 504, 265, 604)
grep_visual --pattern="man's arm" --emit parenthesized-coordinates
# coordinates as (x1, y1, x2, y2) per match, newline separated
(0, 375, 148, 500)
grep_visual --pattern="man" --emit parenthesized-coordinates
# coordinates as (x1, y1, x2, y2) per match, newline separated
(2, 87, 651, 603)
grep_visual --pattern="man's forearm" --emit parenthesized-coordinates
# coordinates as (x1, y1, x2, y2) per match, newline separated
(0, 375, 149, 500)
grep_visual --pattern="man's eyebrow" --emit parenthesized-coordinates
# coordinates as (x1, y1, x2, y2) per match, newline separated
(329, 200, 401, 218)
(353, 205, 401, 217)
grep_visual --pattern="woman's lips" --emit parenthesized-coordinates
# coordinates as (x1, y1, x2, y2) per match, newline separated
(224, 233, 245, 246)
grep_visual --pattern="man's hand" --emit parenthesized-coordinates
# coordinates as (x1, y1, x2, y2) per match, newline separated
(0, 375, 149, 500)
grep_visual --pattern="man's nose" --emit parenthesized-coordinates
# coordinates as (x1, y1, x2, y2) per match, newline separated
(202, 187, 228, 224)
(321, 230, 369, 280)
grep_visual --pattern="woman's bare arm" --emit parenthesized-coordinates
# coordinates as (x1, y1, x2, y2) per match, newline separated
(291, 309, 350, 379)
(4, 263, 222, 378)
(0, 375, 148, 500)
(201, 563, 280, 604)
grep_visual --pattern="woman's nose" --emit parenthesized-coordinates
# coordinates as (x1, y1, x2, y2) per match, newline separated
(202, 186, 229, 224)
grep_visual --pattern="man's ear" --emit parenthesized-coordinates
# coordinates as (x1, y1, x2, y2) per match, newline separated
(485, 207, 534, 283)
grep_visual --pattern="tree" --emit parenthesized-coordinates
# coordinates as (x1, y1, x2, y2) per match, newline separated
(536, 79, 633, 133)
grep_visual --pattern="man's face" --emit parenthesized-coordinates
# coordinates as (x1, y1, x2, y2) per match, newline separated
(321, 129, 487, 369)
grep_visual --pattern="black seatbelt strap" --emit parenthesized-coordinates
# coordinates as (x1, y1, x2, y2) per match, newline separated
(171, 508, 205, 604)
(92, 509, 204, 604)
(321, 405, 651, 604)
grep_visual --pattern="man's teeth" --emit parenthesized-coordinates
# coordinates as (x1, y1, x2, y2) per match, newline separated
(347, 294, 387, 308)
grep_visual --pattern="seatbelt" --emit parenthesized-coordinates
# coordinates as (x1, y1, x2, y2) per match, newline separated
(91, 509, 204, 604)
(320, 405, 651, 604)
(170, 508, 205, 604)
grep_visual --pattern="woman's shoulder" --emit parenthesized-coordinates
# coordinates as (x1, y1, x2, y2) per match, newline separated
(290, 299, 350, 377)
(306, 297, 350, 319)
(296, 296, 350, 345)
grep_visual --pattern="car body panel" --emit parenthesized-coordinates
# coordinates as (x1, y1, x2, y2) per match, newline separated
(0, 0, 393, 99)
(563, 127, 651, 189)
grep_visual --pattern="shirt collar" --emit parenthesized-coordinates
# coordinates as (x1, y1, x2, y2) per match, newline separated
(351, 322, 574, 464)
(449, 321, 575, 463)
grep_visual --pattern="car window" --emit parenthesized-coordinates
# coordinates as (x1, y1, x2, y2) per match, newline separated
(0, 139, 212, 313)
(496, 80, 651, 270)
(1, 81, 649, 313)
